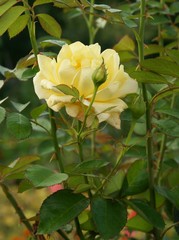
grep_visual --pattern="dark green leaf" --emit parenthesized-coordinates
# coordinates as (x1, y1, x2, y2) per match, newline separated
(25, 165, 68, 187)
(128, 199, 165, 230)
(156, 108, 179, 119)
(141, 58, 179, 78)
(130, 71, 168, 84)
(21, 67, 38, 80)
(156, 186, 179, 209)
(38, 189, 90, 233)
(0, 106, 6, 124)
(6, 113, 32, 139)
(37, 13, 62, 38)
(18, 179, 34, 193)
(92, 197, 127, 239)
(0, 6, 26, 36)
(170, 2, 179, 14)
(122, 160, 148, 196)
(150, 15, 170, 25)
(8, 14, 29, 38)
(154, 119, 179, 137)
(11, 101, 30, 112)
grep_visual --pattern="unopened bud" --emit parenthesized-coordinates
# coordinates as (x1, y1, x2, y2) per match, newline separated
(92, 59, 107, 87)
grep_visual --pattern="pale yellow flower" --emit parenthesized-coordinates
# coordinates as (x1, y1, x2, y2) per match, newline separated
(33, 41, 138, 129)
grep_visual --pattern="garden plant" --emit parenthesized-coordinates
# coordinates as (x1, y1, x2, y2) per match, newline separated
(0, 0, 179, 239)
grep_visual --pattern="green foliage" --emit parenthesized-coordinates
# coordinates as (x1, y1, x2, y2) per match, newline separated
(92, 197, 127, 239)
(0, 0, 179, 239)
(38, 189, 90, 233)
(25, 165, 68, 187)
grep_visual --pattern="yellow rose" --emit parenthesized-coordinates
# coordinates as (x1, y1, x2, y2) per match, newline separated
(33, 41, 138, 129)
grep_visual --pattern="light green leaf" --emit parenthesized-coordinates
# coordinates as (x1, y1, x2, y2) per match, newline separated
(11, 101, 30, 112)
(37, 13, 62, 38)
(73, 159, 109, 174)
(166, 49, 179, 65)
(126, 214, 153, 232)
(141, 58, 179, 78)
(33, 0, 53, 7)
(0, 106, 6, 124)
(104, 170, 125, 196)
(38, 189, 90, 233)
(74, 184, 91, 193)
(144, 44, 164, 56)
(92, 197, 127, 239)
(8, 14, 29, 38)
(40, 39, 67, 48)
(114, 35, 135, 52)
(6, 112, 32, 139)
(0, 0, 16, 16)
(93, 4, 110, 10)
(16, 54, 36, 69)
(0, 80, 4, 89)
(31, 104, 47, 120)
(130, 71, 168, 84)
(18, 179, 34, 193)
(56, 84, 79, 98)
(128, 199, 165, 230)
(26, 165, 68, 187)
(54, 0, 90, 8)
(0, 6, 26, 36)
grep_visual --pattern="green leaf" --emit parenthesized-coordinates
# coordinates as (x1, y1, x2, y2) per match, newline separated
(6, 112, 32, 139)
(156, 108, 179, 119)
(18, 179, 34, 193)
(11, 101, 30, 112)
(0, 0, 16, 16)
(156, 186, 179, 209)
(150, 15, 170, 25)
(144, 44, 164, 56)
(26, 165, 68, 188)
(0, 106, 6, 124)
(104, 170, 125, 196)
(40, 39, 67, 48)
(74, 184, 91, 193)
(128, 199, 165, 230)
(141, 58, 179, 78)
(33, 0, 53, 7)
(21, 67, 38, 80)
(0, 6, 26, 36)
(31, 104, 47, 120)
(122, 160, 148, 196)
(170, 2, 179, 14)
(8, 14, 29, 38)
(92, 197, 127, 239)
(54, 0, 90, 8)
(38, 189, 90, 234)
(154, 119, 179, 137)
(130, 71, 168, 84)
(166, 49, 179, 65)
(73, 159, 109, 173)
(37, 13, 62, 38)
(126, 214, 153, 232)
(2, 155, 40, 178)
(114, 35, 135, 52)
(56, 84, 79, 98)
(16, 54, 36, 69)
(0, 80, 4, 89)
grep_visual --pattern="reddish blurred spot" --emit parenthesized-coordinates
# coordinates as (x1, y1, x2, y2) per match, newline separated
(48, 184, 63, 193)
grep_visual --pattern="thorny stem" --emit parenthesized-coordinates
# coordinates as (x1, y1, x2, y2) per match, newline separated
(137, 0, 159, 239)
(0, 183, 35, 237)
(49, 109, 65, 173)
(89, 0, 95, 44)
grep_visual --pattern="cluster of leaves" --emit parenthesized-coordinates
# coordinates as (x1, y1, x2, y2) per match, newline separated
(0, 0, 179, 240)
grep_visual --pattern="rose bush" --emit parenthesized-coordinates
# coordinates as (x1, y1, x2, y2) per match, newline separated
(33, 41, 138, 129)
